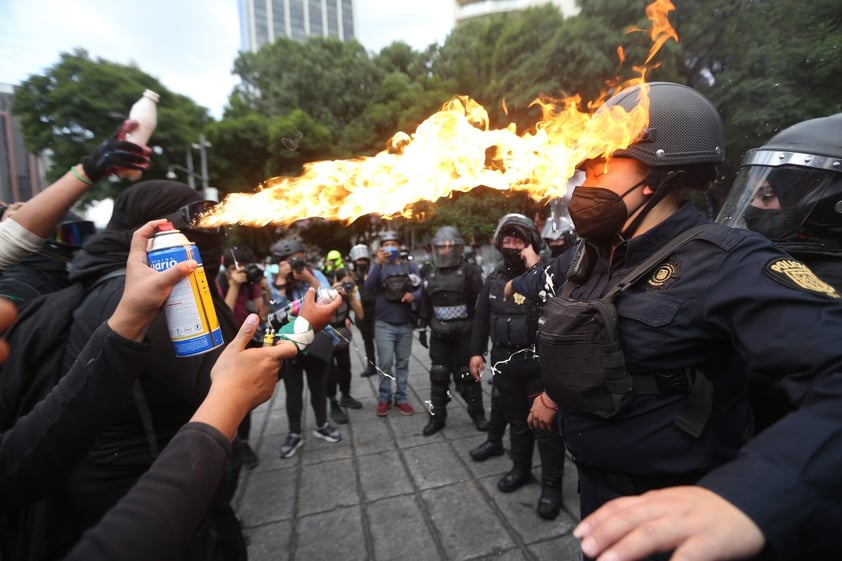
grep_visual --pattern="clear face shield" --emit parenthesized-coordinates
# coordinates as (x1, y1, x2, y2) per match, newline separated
(716, 150, 839, 243)
(431, 240, 464, 268)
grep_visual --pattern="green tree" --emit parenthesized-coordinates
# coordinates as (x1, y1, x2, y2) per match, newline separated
(11, 49, 209, 203)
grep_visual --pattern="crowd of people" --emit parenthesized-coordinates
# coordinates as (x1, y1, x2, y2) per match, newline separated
(0, 83, 840, 561)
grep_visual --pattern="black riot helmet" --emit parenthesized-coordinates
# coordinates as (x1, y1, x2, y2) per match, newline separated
(605, 81, 725, 170)
(717, 113, 842, 252)
(431, 225, 464, 269)
(541, 214, 578, 256)
(271, 238, 303, 262)
(493, 214, 542, 252)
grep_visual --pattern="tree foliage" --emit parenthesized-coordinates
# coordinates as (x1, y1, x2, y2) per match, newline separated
(10, 2, 841, 252)
(11, 49, 209, 203)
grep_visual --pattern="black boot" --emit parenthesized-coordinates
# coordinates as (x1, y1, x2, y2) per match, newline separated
(462, 377, 490, 432)
(536, 481, 563, 519)
(497, 464, 533, 492)
(423, 415, 446, 436)
(469, 440, 504, 462)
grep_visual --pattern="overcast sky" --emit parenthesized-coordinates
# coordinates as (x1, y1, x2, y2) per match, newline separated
(0, 0, 455, 119)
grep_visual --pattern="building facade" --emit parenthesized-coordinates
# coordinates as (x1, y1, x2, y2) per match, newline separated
(455, 0, 579, 23)
(0, 84, 44, 204)
(239, 0, 355, 52)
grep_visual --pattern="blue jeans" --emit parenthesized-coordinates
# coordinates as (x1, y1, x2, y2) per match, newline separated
(375, 320, 413, 404)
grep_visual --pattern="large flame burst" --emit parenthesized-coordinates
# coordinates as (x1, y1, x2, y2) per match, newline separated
(200, 0, 678, 228)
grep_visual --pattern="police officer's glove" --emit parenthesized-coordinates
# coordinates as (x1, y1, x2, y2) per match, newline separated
(80, 120, 151, 183)
(418, 329, 428, 349)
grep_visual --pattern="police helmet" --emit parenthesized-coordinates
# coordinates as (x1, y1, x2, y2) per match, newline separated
(349, 244, 370, 262)
(541, 214, 578, 248)
(493, 213, 543, 252)
(717, 113, 842, 247)
(431, 225, 464, 268)
(271, 238, 303, 261)
(604, 82, 724, 170)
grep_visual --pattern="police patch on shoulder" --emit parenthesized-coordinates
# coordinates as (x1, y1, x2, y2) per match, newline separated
(512, 292, 526, 305)
(647, 259, 680, 290)
(764, 258, 840, 299)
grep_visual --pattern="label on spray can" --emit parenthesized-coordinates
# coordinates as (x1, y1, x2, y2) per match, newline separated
(148, 222, 223, 356)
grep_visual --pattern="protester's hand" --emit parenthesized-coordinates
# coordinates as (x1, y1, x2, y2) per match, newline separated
(208, 314, 289, 411)
(191, 313, 294, 439)
(418, 329, 428, 349)
(468, 355, 484, 381)
(521, 244, 541, 269)
(80, 119, 152, 183)
(108, 219, 196, 341)
(401, 292, 414, 303)
(574, 486, 765, 561)
(0, 298, 18, 363)
(527, 392, 557, 432)
(297, 287, 341, 332)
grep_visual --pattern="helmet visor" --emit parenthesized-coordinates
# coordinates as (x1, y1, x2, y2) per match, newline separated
(716, 164, 835, 242)
(431, 241, 463, 268)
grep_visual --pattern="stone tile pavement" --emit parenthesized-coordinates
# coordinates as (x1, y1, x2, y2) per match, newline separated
(234, 334, 583, 561)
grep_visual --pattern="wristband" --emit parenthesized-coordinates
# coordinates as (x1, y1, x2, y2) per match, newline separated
(538, 393, 558, 410)
(70, 165, 95, 186)
(278, 316, 314, 353)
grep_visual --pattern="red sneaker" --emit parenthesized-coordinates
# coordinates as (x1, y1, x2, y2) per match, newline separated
(395, 401, 415, 416)
(376, 401, 391, 417)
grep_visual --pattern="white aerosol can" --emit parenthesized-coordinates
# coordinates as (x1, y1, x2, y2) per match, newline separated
(120, 89, 159, 181)
(147, 221, 223, 356)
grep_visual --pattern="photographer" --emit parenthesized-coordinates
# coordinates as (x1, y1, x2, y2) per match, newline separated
(270, 238, 341, 458)
(216, 246, 267, 469)
(321, 250, 365, 424)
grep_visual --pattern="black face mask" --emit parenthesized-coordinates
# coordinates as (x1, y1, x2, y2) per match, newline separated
(743, 205, 803, 242)
(569, 180, 645, 243)
(500, 248, 525, 273)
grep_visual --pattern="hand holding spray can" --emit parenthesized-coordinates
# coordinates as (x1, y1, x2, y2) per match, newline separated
(148, 222, 223, 356)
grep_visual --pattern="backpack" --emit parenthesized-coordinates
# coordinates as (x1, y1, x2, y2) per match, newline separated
(0, 269, 125, 430)
(537, 225, 717, 436)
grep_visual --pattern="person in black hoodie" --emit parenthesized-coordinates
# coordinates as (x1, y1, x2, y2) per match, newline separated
(59, 180, 245, 560)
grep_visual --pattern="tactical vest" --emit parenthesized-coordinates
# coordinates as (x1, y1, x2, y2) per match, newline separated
(382, 262, 411, 302)
(487, 270, 538, 348)
(425, 265, 469, 320)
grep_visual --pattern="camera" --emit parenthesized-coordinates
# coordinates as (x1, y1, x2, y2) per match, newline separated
(244, 263, 265, 284)
(289, 257, 306, 273)
(341, 280, 355, 292)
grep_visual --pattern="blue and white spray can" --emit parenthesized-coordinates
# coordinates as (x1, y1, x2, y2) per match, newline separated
(148, 221, 223, 356)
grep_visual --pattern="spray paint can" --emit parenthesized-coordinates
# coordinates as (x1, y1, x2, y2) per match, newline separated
(265, 287, 339, 331)
(148, 221, 223, 356)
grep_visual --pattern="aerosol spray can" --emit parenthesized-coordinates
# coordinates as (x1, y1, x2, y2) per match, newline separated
(147, 221, 223, 356)
(119, 89, 159, 181)
(265, 288, 338, 331)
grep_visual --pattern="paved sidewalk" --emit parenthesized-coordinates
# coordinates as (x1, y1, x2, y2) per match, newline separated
(234, 335, 583, 561)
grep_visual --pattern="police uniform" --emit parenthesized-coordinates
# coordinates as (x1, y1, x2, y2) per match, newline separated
(418, 260, 486, 432)
(514, 201, 842, 559)
(470, 265, 566, 510)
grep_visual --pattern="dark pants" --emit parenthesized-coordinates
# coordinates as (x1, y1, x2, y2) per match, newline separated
(356, 314, 376, 369)
(281, 353, 329, 433)
(327, 345, 352, 399)
(429, 328, 484, 418)
(491, 350, 564, 483)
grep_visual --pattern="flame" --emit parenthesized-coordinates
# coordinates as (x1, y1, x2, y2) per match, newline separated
(200, 0, 678, 229)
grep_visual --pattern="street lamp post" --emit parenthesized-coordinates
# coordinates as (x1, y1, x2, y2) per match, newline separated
(166, 135, 216, 200)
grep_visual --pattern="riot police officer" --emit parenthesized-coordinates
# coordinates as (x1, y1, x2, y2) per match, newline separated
(469, 214, 566, 519)
(717, 112, 842, 289)
(510, 82, 842, 560)
(717, 112, 842, 433)
(417, 225, 488, 435)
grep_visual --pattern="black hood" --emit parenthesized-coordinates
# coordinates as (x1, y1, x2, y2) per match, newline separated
(69, 180, 211, 283)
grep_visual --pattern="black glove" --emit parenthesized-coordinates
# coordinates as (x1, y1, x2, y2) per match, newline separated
(80, 120, 151, 182)
(418, 329, 428, 349)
